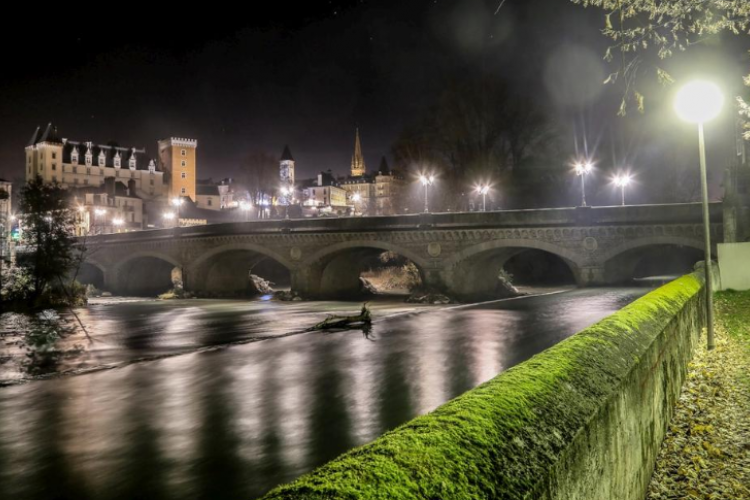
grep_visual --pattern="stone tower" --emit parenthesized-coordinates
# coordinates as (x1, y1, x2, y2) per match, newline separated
(280, 145, 295, 186)
(351, 128, 366, 177)
(157, 137, 198, 200)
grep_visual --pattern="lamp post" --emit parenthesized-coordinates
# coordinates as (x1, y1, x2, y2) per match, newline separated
(475, 185, 490, 212)
(352, 192, 361, 216)
(419, 174, 435, 213)
(112, 217, 124, 234)
(613, 173, 632, 206)
(163, 211, 176, 228)
(574, 161, 594, 207)
(239, 201, 252, 222)
(171, 197, 183, 227)
(674, 80, 724, 351)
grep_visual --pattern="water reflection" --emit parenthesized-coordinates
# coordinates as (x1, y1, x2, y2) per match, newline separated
(0, 288, 649, 499)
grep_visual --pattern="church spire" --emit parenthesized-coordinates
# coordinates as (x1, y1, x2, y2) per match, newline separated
(351, 128, 366, 177)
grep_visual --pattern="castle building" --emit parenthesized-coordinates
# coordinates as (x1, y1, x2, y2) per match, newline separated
(25, 123, 198, 233)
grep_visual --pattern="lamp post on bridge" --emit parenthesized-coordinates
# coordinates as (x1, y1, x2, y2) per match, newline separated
(674, 80, 724, 351)
(613, 173, 632, 206)
(574, 161, 594, 207)
(419, 174, 435, 213)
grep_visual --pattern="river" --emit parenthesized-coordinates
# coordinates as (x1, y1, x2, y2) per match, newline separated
(0, 287, 650, 499)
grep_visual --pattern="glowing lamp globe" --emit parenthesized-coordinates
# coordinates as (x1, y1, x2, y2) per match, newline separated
(674, 81, 724, 124)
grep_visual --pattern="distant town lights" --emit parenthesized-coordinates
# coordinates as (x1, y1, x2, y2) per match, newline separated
(95, 208, 106, 216)
(113, 218, 124, 225)
(163, 212, 175, 220)
(171, 197, 183, 207)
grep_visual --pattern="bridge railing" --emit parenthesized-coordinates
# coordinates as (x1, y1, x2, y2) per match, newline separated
(81, 202, 722, 243)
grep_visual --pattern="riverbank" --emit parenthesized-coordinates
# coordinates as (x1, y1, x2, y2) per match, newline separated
(646, 291, 750, 500)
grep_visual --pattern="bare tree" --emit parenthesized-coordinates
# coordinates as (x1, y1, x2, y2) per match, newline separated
(392, 77, 558, 210)
(240, 150, 279, 218)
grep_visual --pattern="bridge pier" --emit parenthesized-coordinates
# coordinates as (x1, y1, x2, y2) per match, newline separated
(575, 266, 607, 287)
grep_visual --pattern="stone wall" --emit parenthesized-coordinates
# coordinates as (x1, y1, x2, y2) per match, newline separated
(261, 274, 705, 499)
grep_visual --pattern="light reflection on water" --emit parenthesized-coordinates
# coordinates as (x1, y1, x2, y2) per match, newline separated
(0, 288, 649, 499)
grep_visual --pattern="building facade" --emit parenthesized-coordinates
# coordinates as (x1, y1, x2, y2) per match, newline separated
(25, 123, 198, 234)
(157, 137, 198, 200)
(301, 171, 348, 213)
(340, 129, 406, 216)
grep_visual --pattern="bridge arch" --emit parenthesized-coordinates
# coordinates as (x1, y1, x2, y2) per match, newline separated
(111, 251, 182, 296)
(444, 238, 584, 299)
(301, 240, 430, 299)
(600, 237, 708, 284)
(75, 260, 107, 290)
(187, 242, 293, 296)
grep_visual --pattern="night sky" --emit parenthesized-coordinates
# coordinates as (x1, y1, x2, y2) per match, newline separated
(2, 0, 748, 198)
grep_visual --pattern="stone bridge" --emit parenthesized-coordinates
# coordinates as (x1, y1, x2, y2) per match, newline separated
(80, 203, 723, 299)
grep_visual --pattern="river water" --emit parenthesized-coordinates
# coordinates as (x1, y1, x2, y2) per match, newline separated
(0, 288, 650, 499)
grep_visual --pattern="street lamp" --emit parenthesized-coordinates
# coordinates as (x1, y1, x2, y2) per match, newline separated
(574, 161, 594, 207)
(352, 192, 361, 216)
(613, 173, 632, 206)
(419, 174, 435, 213)
(239, 201, 252, 222)
(163, 211, 176, 228)
(171, 197, 183, 226)
(475, 185, 490, 212)
(675, 80, 724, 351)
(112, 217, 124, 233)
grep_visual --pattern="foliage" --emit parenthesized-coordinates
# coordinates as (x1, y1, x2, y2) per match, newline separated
(17, 177, 78, 302)
(647, 291, 750, 500)
(1, 265, 35, 302)
(570, 0, 750, 116)
(261, 274, 703, 499)
(392, 77, 559, 212)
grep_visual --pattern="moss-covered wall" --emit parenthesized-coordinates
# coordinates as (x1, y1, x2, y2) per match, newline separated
(261, 274, 705, 500)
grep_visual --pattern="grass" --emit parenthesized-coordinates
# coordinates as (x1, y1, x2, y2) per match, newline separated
(646, 291, 750, 500)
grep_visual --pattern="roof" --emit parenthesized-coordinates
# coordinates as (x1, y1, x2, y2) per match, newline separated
(378, 156, 390, 174)
(280, 145, 294, 162)
(196, 185, 220, 196)
(27, 124, 157, 172)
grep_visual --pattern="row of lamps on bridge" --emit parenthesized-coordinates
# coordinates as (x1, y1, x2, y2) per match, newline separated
(417, 80, 723, 350)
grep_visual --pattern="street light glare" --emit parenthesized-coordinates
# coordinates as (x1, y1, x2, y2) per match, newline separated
(674, 81, 724, 124)
(613, 173, 632, 187)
